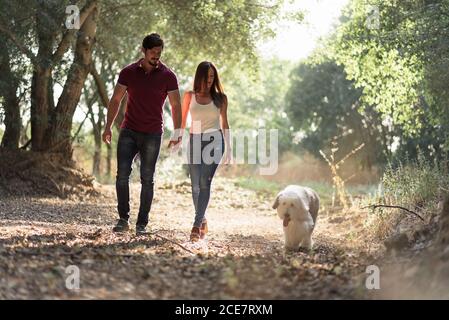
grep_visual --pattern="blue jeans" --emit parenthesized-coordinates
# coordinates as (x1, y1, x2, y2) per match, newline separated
(116, 128, 161, 226)
(188, 130, 224, 227)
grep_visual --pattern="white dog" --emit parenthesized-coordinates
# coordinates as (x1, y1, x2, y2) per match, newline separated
(272, 185, 320, 251)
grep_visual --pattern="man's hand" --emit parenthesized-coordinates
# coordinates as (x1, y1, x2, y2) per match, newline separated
(102, 127, 112, 144)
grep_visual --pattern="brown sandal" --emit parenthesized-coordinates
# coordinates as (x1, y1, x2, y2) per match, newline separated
(200, 220, 208, 239)
(190, 227, 201, 242)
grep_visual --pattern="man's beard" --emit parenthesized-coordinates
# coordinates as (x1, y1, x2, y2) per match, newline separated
(148, 59, 158, 67)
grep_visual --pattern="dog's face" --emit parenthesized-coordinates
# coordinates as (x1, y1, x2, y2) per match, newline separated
(272, 191, 309, 227)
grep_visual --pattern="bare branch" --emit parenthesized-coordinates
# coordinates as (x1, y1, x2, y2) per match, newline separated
(89, 63, 109, 109)
(362, 204, 425, 221)
(150, 231, 196, 255)
(336, 143, 365, 167)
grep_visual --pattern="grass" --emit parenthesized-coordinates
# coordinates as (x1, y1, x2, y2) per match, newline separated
(234, 176, 282, 198)
(233, 175, 370, 207)
(365, 153, 449, 239)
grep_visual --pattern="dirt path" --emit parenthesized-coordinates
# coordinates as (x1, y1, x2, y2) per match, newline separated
(0, 177, 380, 299)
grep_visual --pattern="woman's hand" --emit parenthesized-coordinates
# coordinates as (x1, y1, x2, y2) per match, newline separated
(222, 147, 233, 165)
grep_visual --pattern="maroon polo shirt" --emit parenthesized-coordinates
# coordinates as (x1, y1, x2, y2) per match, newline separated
(117, 59, 179, 134)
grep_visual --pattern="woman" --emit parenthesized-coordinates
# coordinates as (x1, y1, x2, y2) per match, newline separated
(181, 61, 231, 242)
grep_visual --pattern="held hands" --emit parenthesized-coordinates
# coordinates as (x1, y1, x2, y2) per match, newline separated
(167, 128, 183, 149)
(167, 137, 182, 148)
(102, 127, 112, 144)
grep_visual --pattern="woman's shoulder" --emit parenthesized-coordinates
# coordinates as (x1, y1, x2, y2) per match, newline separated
(219, 93, 228, 105)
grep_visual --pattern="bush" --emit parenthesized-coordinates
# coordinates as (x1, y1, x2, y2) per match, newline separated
(368, 152, 449, 239)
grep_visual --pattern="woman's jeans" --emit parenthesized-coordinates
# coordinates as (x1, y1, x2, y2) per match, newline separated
(188, 130, 224, 228)
(116, 128, 161, 227)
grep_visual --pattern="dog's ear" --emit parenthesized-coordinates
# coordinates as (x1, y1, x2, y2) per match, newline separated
(272, 194, 280, 209)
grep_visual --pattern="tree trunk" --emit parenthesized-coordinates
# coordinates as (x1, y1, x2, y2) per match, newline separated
(43, 4, 99, 157)
(106, 143, 112, 178)
(30, 2, 58, 151)
(1, 88, 21, 150)
(95, 98, 105, 176)
(30, 67, 51, 150)
(89, 101, 102, 177)
(90, 62, 114, 178)
(92, 137, 101, 176)
(0, 38, 21, 149)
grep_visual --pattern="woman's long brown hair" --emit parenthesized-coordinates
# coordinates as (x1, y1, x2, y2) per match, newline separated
(193, 61, 225, 108)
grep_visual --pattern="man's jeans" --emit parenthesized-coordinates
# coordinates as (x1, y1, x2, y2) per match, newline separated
(188, 130, 224, 228)
(116, 128, 161, 226)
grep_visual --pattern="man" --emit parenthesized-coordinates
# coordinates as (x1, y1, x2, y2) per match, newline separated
(102, 33, 182, 235)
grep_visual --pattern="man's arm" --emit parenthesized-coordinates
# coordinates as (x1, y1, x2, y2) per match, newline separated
(102, 83, 127, 144)
(167, 89, 182, 147)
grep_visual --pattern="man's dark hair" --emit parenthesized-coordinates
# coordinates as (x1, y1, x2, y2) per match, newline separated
(142, 33, 164, 50)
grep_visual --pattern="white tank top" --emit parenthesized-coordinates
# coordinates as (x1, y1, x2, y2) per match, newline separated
(189, 93, 221, 134)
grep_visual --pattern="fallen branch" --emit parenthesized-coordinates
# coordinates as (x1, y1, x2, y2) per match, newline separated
(362, 204, 425, 221)
(149, 231, 196, 255)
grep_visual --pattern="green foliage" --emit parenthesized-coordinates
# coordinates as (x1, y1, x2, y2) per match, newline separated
(327, 0, 449, 162)
(96, 0, 286, 80)
(331, 1, 425, 134)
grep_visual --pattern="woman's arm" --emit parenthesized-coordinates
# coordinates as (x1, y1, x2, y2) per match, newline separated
(220, 95, 232, 163)
(181, 91, 193, 129)
(220, 95, 229, 130)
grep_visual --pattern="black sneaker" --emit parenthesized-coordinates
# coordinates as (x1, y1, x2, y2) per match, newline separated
(113, 219, 130, 233)
(136, 224, 148, 236)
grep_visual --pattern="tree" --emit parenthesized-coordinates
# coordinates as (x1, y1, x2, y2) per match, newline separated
(285, 59, 389, 169)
